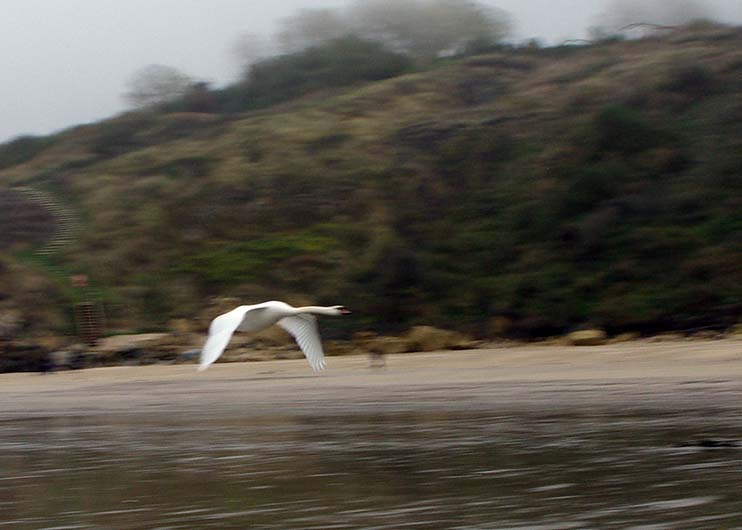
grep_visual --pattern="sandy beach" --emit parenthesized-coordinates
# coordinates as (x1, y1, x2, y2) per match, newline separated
(2, 339, 740, 420)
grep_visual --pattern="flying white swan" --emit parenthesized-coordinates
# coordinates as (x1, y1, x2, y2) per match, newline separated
(198, 301, 351, 372)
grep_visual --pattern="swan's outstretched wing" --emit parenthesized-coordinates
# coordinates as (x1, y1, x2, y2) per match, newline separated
(199, 306, 251, 371)
(277, 314, 326, 371)
(198, 329, 236, 371)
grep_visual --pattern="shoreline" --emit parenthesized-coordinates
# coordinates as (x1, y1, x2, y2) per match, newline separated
(1, 339, 740, 421)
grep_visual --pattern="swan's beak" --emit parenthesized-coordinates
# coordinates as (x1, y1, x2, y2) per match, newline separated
(340, 308, 352, 315)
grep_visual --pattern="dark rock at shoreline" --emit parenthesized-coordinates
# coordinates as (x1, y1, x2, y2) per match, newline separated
(0, 340, 52, 373)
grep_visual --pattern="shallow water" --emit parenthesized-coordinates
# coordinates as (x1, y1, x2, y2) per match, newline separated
(1, 411, 741, 529)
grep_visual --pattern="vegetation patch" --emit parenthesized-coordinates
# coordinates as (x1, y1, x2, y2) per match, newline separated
(1, 25, 741, 338)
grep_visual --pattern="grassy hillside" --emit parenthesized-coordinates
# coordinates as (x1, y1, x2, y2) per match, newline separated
(1, 24, 741, 339)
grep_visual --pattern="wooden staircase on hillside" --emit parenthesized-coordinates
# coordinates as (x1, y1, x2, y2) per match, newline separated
(11, 186, 80, 256)
(9, 186, 105, 344)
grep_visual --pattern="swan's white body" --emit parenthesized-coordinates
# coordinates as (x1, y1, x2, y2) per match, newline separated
(198, 301, 350, 372)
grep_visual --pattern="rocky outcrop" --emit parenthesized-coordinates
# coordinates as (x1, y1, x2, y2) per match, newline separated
(364, 335, 409, 356)
(0, 310, 23, 339)
(0, 340, 52, 373)
(608, 332, 641, 344)
(89, 333, 201, 365)
(402, 326, 475, 352)
(352, 327, 476, 355)
(566, 329, 608, 346)
(646, 333, 686, 343)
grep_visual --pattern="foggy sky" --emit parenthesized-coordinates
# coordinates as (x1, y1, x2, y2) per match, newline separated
(1, 0, 740, 143)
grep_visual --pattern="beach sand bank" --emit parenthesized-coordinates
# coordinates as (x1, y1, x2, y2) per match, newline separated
(1, 339, 740, 420)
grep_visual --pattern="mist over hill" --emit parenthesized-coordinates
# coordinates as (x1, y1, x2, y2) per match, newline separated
(1, 23, 741, 340)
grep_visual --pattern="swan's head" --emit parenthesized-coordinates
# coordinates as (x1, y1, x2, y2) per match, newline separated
(332, 305, 352, 315)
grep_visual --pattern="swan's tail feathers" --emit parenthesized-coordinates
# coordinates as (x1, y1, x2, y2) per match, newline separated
(198, 329, 235, 371)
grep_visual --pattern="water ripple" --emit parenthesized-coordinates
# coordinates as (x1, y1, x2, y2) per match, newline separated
(0, 411, 740, 528)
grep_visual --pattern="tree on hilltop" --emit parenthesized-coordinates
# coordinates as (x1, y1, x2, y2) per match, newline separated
(348, 0, 511, 60)
(124, 64, 193, 109)
(277, 8, 349, 53)
(273, 0, 511, 62)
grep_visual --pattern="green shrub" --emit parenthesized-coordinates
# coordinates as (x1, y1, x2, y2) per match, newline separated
(218, 36, 413, 112)
(663, 64, 716, 99)
(561, 160, 627, 217)
(305, 133, 351, 152)
(437, 129, 518, 189)
(91, 115, 153, 156)
(153, 156, 214, 178)
(591, 105, 677, 157)
(178, 233, 339, 288)
(0, 135, 55, 169)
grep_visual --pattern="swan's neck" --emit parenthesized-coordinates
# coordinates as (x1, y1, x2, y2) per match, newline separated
(295, 305, 336, 316)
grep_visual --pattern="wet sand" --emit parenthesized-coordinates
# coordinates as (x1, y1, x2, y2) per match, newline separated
(1, 339, 741, 420)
